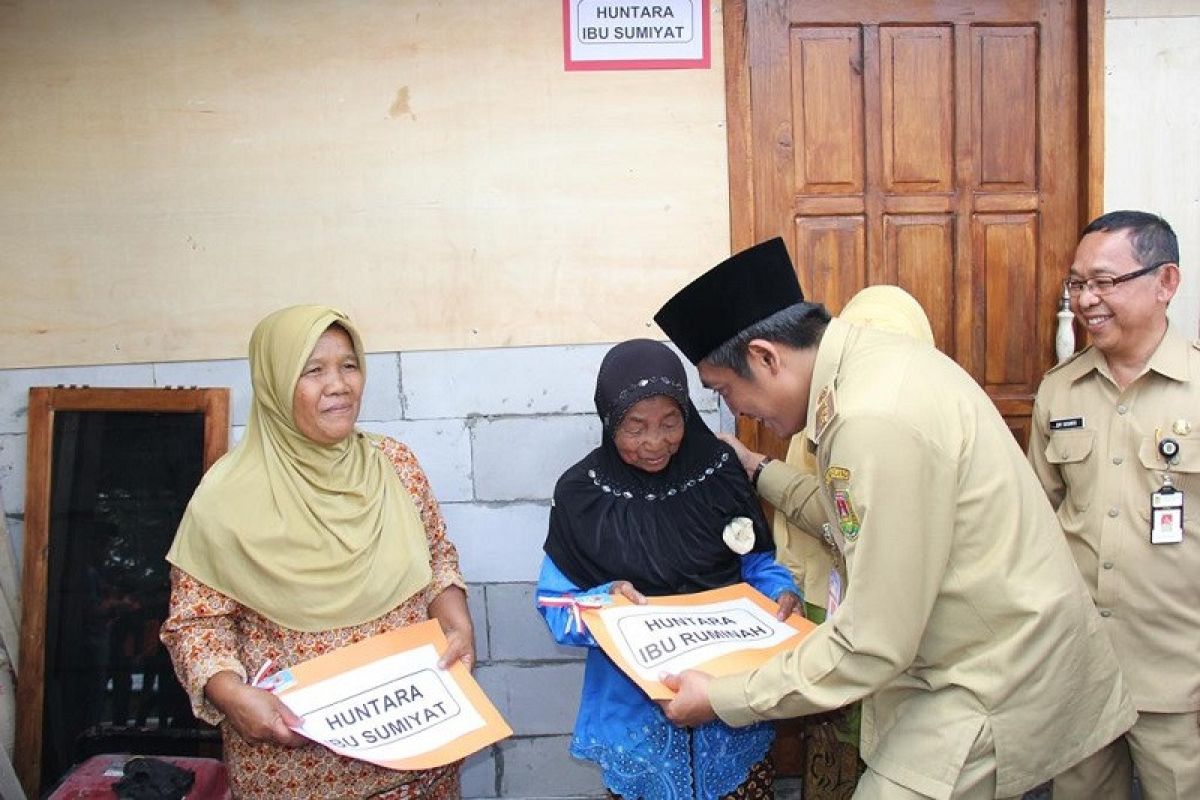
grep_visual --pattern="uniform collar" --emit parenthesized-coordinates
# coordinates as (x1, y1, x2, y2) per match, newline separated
(1062, 324, 1191, 385)
(804, 317, 853, 446)
(1145, 324, 1193, 382)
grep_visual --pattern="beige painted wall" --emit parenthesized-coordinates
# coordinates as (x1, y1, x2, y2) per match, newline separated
(4, 2, 1197, 369)
(1105, 0, 1200, 336)
(0, 1, 730, 368)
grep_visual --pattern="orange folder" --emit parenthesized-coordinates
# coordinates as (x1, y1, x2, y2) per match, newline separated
(270, 619, 511, 770)
(582, 582, 815, 700)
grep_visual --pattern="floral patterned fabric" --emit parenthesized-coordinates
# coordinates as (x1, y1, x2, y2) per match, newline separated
(609, 755, 775, 800)
(161, 437, 466, 800)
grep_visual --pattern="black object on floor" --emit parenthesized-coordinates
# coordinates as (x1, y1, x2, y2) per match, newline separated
(113, 756, 196, 800)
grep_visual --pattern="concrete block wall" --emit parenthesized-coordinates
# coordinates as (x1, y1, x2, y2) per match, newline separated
(0, 342, 728, 800)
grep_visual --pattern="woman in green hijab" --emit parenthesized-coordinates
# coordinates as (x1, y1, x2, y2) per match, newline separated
(162, 305, 472, 800)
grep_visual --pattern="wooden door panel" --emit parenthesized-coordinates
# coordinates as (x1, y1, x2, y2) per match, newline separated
(881, 26, 954, 193)
(790, 27, 864, 194)
(794, 217, 867, 313)
(884, 214, 955, 352)
(975, 27, 1038, 190)
(977, 213, 1039, 388)
(1005, 415, 1034, 449)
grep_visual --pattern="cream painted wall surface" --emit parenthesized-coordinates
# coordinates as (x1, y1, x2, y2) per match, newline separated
(0, 1, 730, 369)
(1105, 0, 1200, 336)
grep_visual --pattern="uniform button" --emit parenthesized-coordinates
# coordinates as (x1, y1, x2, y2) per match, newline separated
(1100, 609, 1112, 618)
(1117, 405, 1128, 414)
(1107, 508, 1119, 517)
(1112, 456, 1124, 465)
(1102, 561, 1114, 570)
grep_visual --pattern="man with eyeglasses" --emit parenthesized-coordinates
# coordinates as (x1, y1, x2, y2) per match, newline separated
(1028, 210, 1200, 799)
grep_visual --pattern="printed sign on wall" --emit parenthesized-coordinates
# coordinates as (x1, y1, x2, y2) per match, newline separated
(563, 0, 711, 71)
(582, 583, 815, 699)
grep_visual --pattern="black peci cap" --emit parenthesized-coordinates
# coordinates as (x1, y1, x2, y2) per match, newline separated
(653, 237, 804, 364)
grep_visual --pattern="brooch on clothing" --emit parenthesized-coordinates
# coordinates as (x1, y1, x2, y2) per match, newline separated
(721, 516, 755, 554)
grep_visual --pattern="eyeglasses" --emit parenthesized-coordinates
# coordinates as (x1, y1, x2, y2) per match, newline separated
(1064, 261, 1172, 296)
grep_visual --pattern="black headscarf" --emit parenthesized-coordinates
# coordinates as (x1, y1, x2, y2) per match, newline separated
(543, 339, 773, 596)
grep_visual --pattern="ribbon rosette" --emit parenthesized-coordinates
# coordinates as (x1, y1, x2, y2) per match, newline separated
(537, 593, 612, 635)
(722, 516, 755, 554)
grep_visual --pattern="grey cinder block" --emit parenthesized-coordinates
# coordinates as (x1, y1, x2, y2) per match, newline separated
(472, 415, 600, 502)
(486, 583, 584, 663)
(475, 663, 584, 736)
(366, 418, 473, 503)
(440, 502, 549, 584)
(496, 735, 606, 798)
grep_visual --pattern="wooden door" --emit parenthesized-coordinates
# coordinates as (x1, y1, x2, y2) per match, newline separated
(725, 0, 1102, 457)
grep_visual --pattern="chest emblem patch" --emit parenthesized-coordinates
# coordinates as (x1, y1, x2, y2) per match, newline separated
(832, 489, 861, 540)
(825, 465, 851, 484)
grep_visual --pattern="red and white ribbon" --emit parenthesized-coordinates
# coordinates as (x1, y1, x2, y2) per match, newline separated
(537, 593, 611, 635)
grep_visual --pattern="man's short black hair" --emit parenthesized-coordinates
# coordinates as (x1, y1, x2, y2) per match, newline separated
(1082, 210, 1178, 269)
(701, 302, 831, 378)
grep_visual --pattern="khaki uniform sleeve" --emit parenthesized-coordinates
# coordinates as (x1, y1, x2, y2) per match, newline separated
(756, 459, 829, 541)
(710, 415, 957, 725)
(1026, 388, 1065, 509)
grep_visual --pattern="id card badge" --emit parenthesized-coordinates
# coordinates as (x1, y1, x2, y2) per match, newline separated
(827, 568, 843, 615)
(1150, 486, 1184, 544)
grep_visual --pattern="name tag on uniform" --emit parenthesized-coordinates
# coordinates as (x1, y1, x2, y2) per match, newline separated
(1049, 416, 1085, 430)
(1151, 486, 1184, 545)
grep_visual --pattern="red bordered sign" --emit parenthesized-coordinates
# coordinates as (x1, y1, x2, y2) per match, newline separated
(563, 0, 711, 71)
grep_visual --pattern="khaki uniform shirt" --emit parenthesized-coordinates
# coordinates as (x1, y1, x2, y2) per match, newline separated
(1028, 325, 1200, 713)
(709, 319, 1135, 800)
(771, 432, 841, 610)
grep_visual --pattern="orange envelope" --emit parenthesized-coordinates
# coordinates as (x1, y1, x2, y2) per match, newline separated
(581, 583, 815, 700)
(268, 619, 511, 770)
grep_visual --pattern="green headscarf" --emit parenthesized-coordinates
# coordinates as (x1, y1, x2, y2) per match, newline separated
(167, 305, 431, 631)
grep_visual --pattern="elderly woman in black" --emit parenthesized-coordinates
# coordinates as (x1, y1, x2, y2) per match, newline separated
(536, 339, 800, 800)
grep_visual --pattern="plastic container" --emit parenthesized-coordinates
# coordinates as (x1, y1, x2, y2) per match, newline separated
(46, 754, 231, 800)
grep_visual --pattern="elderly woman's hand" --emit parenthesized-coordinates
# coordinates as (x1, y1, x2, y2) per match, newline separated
(774, 590, 801, 620)
(205, 671, 307, 747)
(610, 580, 648, 605)
(430, 586, 476, 671)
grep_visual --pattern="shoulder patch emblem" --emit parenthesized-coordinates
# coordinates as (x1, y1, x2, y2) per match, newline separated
(832, 489, 861, 540)
(813, 385, 836, 442)
(825, 466, 851, 484)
